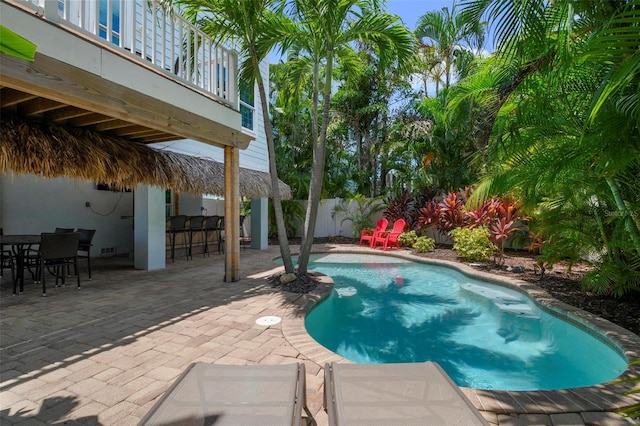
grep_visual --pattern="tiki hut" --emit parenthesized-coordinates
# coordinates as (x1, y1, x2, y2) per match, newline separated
(0, 113, 291, 199)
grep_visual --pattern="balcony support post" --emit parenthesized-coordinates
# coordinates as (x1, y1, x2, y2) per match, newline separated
(224, 146, 240, 282)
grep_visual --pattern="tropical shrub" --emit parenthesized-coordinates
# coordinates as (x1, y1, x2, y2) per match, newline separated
(398, 231, 419, 247)
(383, 190, 416, 229)
(416, 199, 439, 232)
(268, 199, 305, 238)
(332, 195, 386, 238)
(449, 227, 496, 262)
(438, 191, 468, 232)
(413, 236, 435, 253)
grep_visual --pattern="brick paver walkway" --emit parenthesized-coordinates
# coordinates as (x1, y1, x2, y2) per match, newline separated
(1, 245, 638, 425)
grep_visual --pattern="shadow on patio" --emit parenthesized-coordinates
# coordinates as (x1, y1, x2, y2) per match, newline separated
(0, 246, 324, 424)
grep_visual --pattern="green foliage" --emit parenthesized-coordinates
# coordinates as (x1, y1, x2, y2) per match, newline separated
(331, 195, 386, 238)
(397, 231, 418, 247)
(583, 254, 640, 297)
(384, 93, 479, 195)
(415, 4, 485, 90)
(454, 0, 640, 295)
(268, 199, 305, 238)
(449, 227, 497, 262)
(412, 236, 435, 253)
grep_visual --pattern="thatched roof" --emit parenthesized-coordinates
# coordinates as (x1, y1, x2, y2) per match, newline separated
(0, 114, 291, 199)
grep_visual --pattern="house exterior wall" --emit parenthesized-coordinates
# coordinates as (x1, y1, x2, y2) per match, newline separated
(0, 174, 135, 256)
(152, 59, 269, 172)
(0, 58, 269, 260)
(238, 60, 269, 173)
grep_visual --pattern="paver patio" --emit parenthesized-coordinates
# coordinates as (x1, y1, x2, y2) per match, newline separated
(1, 245, 638, 425)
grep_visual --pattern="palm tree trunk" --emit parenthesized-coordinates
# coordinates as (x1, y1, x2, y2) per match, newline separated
(298, 50, 334, 275)
(253, 56, 294, 273)
(475, 50, 556, 150)
(299, 60, 321, 254)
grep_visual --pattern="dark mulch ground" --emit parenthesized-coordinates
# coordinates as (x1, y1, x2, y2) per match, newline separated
(269, 237, 640, 336)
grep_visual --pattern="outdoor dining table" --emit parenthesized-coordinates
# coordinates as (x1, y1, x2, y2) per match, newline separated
(0, 234, 41, 295)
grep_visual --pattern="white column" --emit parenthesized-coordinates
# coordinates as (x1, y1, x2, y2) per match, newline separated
(250, 197, 268, 250)
(134, 184, 166, 270)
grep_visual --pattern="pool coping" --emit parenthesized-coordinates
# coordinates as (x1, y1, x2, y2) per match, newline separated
(280, 245, 640, 415)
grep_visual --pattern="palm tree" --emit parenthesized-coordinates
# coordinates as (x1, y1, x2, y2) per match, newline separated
(456, 0, 640, 295)
(415, 3, 485, 90)
(282, 0, 415, 275)
(412, 43, 444, 96)
(169, 0, 296, 273)
(270, 60, 314, 199)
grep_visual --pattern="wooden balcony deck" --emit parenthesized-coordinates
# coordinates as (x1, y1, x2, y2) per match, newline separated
(0, 0, 252, 150)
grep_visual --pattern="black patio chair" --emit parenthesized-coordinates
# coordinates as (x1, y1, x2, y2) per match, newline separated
(203, 215, 221, 256)
(218, 216, 225, 254)
(219, 216, 247, 253)
(167, 215, 188, 262)
(187, 216, 206, 259)
(55, 227, 74, 233)
(37, 232, 81, 296)
(0, 228, 15, 283)
(76, 229, 96, 280)
(54, 227, 75, 276)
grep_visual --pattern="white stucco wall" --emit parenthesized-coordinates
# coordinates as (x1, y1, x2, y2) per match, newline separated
(0, 174, 135, 256)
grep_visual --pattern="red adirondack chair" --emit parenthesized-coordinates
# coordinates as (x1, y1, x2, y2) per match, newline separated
(372, 219, 406, 250)
(359, 218, 389, 247)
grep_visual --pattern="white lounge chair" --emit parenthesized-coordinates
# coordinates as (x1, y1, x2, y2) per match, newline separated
(140, 363, 311, 426)
(324, 362, 488, 425)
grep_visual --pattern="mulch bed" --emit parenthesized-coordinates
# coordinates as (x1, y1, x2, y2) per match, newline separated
(269, 237, 640, 335)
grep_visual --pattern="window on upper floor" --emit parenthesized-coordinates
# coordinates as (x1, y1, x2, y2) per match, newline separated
(98, 0, 121, 45)
(240, 80, 255, 131)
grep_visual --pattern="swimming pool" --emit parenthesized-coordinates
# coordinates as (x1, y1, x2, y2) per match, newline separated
(303, 253, 627, 391)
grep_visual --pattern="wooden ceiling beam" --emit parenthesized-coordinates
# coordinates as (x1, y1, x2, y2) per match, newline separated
(113, 126, 162, 137)
(67, 113, 117, 127)
(135, 135, 180, 143)
(46, 106, 93, 123)
(1, 51, 252, 149)
(19, 98, 66, 116)
(0, 87, 38, 107)
(92, 119, 133, 131)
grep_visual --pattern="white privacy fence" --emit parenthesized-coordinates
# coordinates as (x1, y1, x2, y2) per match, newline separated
(295, 198, 382, 239)
(298, 198, 451, 243)
(202, 197, 452, 243)
(14, 0, 238, 108)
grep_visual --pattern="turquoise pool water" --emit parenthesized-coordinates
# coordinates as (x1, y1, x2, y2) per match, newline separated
(302, 253, 627, 391)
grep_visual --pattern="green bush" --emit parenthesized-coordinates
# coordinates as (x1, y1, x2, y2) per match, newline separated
(449, 227, 497, 262)
(398, 231, 418, 247)
(412, 236, 435, 253)
(331, 195, 386, 238)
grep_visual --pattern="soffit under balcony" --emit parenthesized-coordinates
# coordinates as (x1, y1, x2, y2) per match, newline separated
(0, 1, 253, 150)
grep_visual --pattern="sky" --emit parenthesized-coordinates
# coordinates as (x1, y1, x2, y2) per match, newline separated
(267, 0, 481, 97)
(386, 0, 457, 32)
(268, 0, 479, 63)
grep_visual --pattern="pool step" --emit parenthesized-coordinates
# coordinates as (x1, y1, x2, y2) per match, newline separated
(460, 283, 539, 318)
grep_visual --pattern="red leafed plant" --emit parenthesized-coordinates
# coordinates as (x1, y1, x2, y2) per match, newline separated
(489, 195, 528, 263)
(465, 197, 500, 229)
(383, 190, 415, 229)
(438, 191, 467, 232)
(416, 200, 439, 231)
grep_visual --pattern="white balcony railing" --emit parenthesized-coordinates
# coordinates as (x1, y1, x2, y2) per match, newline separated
(13, 0, 238, 109)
